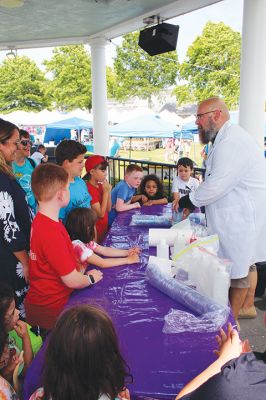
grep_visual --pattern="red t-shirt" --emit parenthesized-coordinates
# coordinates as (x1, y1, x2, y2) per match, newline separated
(87, 182, 108, 243)
(26, 213, 76, 314)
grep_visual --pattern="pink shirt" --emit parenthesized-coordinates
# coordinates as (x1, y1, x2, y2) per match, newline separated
(72, 240, 98, 273)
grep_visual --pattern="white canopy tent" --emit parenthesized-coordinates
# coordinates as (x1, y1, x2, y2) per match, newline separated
(0, 109, 93, 126)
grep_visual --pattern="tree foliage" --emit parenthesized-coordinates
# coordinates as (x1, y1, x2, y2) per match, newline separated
(114, 31, 178, 105)
(44, 45, 92, 111)
(0, 56, 49, 113)
(106, 66, 117, 99)
(173, 22, 241, 109)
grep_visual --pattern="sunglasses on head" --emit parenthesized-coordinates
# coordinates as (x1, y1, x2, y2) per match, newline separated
(20, 139, 32, 147)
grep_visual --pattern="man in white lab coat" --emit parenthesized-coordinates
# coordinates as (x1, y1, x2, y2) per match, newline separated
(176, 97, 266, 320)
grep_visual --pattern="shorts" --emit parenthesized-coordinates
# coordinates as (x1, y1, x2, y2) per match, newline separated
(230, 264, 257, 289)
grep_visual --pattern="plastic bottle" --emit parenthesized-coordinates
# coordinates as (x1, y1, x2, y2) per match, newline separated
(212, 264, 230, 307)
(157, 239, 169, 259)
(172, 207, 183, 225)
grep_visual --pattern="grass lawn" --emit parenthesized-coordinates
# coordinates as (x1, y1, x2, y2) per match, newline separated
(118, 142, 204, 167)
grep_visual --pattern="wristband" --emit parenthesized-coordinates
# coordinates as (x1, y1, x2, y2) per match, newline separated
(87, 274, 95, 285)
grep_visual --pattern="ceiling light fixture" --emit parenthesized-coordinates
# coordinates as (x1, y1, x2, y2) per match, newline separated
(0, 0, 24, 8)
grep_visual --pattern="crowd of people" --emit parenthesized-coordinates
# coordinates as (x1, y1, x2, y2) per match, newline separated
(0, 96, 266, 399)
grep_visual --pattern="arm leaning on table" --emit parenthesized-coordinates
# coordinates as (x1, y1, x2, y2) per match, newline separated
(115, 197, 141, 212)
(86, 245, 140, 269)
(61, 268, 103, 289)
(142, 197, 168, 206)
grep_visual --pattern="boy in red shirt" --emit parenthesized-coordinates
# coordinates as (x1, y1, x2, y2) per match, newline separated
(25, 164, 103, 331)
(85, 155, 112, 243)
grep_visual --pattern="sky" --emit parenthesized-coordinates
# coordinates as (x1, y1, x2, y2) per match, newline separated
(0, 0, 243, 68)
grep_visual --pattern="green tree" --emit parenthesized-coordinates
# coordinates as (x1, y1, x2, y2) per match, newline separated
(114, 31, 178, 106)
(106, 66, 117, 99)
(173, 22, 241, 109)
(0, 56, 49, 112)
(44, 45, 92, 111)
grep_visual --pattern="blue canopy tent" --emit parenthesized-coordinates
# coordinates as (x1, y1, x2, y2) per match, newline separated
(109, 114, 190, 158)
(109, 114, 179, 138)
(174, 131, 193, 140)
(44, 117, 93, 145)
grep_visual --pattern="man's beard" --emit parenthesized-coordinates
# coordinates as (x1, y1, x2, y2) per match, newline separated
(198, 119, 218, 144)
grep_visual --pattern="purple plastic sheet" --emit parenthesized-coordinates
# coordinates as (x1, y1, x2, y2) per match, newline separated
(23, 205, 234, 400)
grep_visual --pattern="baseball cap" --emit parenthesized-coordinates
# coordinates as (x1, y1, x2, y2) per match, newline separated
(85, 155, 107, 172)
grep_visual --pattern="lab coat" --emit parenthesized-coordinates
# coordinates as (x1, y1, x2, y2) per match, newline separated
(190, 120, 266, 278)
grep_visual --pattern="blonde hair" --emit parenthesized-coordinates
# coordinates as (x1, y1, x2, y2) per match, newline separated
(0, 118, 18, 178)
(31, 163, 68, 202)
(0, 152, 14, 177)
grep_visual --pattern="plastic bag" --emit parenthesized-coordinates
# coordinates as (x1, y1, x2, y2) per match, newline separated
(163, 308, 229, 333)
(146, 262, 229, 333)
(189, 213, 206, 226)
(189, 212, 208, 238)
(146, 261, 228, 315)
(131, 214, 172, 227)
(172, 241, 232, 308)
(170, 219, 193, 254)
(172, 234, 219, 262)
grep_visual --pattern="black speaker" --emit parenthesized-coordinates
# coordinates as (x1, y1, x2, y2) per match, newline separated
(138, 23, 179, 56)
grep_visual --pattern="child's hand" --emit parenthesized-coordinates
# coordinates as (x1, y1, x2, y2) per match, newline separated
(172, 199, 179, 211)
(214, 323, 242, 362)
(141, 195, 148, 203)
(86, 269, 103, 284)
(102, 180, 112, 193)
(1, 348, 20, 381)
(219, 329, 242, 362)
(127, 253, 140, 264)
(142, 200, 153, 206)
(128, 247, 141, 256)
(134, 202, 141, 209)
(14, 320, 28, 339)
(118, 388, 130, 400)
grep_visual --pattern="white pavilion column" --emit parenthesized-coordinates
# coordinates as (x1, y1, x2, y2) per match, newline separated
(89, 38, 109, 155)
(239, 0, 266, 148)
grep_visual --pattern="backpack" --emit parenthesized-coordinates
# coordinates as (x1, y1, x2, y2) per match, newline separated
(27, 157, 36, 169)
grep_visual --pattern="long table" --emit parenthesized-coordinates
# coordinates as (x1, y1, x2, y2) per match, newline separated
(24, 204, 233, 399)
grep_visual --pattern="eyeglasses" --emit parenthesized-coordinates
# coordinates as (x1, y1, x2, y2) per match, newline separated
(195, 110, 217, 121)
(20, 139, 32, 147)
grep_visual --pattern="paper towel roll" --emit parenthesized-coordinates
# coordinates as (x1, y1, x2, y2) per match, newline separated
(149, 228, 178, 246)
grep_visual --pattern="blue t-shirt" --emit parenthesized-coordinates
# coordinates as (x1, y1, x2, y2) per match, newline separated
(109, 180, 135, 225)
(12, 158, 36, 213)
(59, 177, 92, 223)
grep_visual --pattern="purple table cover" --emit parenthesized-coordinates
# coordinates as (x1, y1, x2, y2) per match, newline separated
(24, 205, 234, 400)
